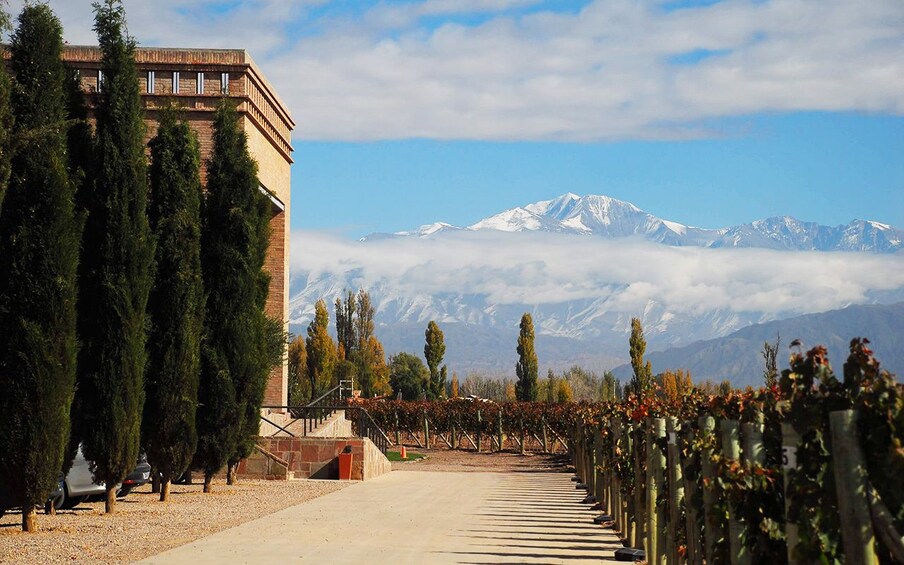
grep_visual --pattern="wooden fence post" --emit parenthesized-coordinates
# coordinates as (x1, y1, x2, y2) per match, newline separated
(394, 410, 400, 447)
(542, 417, 549, 453)
(646, 418, 666, 564)
(594, 426, 606, 510)
(667, 417, 683, 565)
(450, 421, 456, 449)
(497, 410, 504, 452)
(587, 425, 597, 501)
(622, 421, 634, 547)
(781, 421, 800, 563)
(423, 410, 430, 449)
(632, 422, 646, 550)
(681, 421, 702, 565)
(829, 410, 879, 565)
(520, 418, 526, 455)
(699, 415, 718, 565)
(720, 419, 748, 565)
(741, 414, 764, 564)
(476, 409, 482, 452)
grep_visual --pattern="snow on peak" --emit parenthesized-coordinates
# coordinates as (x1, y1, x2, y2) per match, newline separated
(661, 219, 687, 235)
(867, 220, 891, 231)
(469, 207, 542, 232)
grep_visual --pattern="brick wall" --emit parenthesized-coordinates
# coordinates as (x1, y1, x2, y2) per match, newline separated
(238, 438, 392, 481)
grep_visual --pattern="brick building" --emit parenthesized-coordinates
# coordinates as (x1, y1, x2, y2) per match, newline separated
(61, 46, 294, 409)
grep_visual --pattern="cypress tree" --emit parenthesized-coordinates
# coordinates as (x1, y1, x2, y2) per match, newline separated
(0, 4, 83, 531)
(195, 100, 273, 490)
(515, 313, 538, 401)
(60, 28, 96, 480)
(0, 9, 12, 215)
(76, 0, 154, 514)
(424, 320, 446, 399)
(142, 108, 203, 502)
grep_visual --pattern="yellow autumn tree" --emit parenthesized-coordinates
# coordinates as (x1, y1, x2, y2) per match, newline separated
(556, 379, 574, 403)
(661, 369, 693, 403)
(366, 335, 391, 397)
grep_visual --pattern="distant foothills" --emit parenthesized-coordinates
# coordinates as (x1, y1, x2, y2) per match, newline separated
(290, 193, 904, 386)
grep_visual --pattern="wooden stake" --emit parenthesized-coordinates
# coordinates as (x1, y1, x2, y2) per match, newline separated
(829, 410, 878, 565)
(720, 419, 747, 565)
(699, 415, 717, 565)
(780, 421, 799, 563)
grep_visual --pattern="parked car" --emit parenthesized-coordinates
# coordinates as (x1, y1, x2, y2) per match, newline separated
(48, 445, 106, 510)
(117, 452, 151, 497)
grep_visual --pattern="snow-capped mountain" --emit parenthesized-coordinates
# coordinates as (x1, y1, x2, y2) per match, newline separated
(365, 192, 903, 253)
(292, 194, 904, 375)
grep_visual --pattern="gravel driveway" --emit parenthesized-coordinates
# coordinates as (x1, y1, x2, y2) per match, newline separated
(0, 479, 348, 563)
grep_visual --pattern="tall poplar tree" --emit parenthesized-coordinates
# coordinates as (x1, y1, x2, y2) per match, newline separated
(335, 290, 356, 360)
(424, 321, 446, 399)
(287, 335, 310, 406)
(515, 313, 538, 401)
(354, 289, 377, 396)
(76, 0, 154, 514)
(195, 100, 273, 490)
(0, 3, 83, 532)
(306, 299, 337, 399)
(142, 108, 203, 502)
(628, 317, 653, 397)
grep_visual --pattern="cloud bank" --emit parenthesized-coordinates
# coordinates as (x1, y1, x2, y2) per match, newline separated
(17, 0, 904, 141)
(291, 230, 904, 317)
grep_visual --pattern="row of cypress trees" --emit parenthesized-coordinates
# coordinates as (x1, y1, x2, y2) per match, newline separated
(0, 0, 281, 531)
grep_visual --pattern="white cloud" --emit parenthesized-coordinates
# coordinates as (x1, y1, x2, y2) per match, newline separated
(290, 230, 904, 318)
(14, 0, 904, 141)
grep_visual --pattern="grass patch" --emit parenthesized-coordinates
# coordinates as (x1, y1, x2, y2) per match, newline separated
(386, 450, 427, 462)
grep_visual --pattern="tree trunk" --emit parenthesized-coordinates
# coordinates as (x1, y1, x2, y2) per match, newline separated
(45, 500, 56, 516)
(105, 486, 116, 514)
(160, 479, 170, 502)
(22, 506, 37, 532)
(203, 471, 213, 493)
(151, 467, 161, 494)
(226, 462, 236, 485)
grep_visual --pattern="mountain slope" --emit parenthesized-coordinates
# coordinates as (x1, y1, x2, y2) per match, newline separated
(611, 303, 904, 387)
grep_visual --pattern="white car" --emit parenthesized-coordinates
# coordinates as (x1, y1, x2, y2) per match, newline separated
(48, 445, 108, 510)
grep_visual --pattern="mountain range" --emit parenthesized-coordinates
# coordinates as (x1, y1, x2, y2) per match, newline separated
(289, 193, 904, 383)
(365, 193, 903, 253)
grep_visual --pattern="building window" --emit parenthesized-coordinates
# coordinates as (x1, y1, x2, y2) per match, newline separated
(173, 71, 180, 94)
(147, 70, 155, 94)
(197, 72, 204, 95)
(97, 69, 103, 93)
(221, 72, 229, 94)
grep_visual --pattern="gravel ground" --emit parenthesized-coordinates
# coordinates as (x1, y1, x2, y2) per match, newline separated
(0, 479, 348, 564)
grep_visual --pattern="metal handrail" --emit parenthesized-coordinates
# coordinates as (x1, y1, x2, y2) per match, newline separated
(349, 406, 392, 454)
(259, 403, 391, 454)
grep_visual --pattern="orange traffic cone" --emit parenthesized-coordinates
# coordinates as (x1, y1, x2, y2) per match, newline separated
(400, 446, 408, 459)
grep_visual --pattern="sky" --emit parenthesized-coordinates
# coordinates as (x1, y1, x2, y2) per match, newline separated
(15, 0, 904, 239)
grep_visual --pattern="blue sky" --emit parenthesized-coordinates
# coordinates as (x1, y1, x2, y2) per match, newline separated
(24, 0, 904, 238)
(294, 113, 904, 236)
